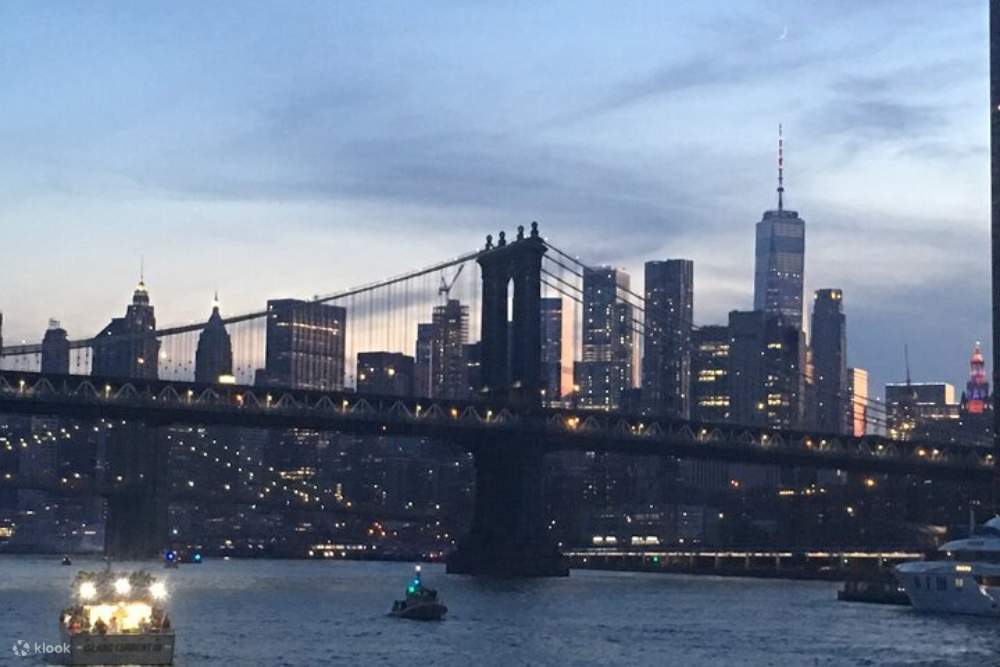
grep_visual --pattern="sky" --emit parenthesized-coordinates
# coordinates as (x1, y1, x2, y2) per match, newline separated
(0, 1, 992, 399)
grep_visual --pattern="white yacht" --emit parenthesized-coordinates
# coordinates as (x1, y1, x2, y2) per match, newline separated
(895, 516, 1000, 616)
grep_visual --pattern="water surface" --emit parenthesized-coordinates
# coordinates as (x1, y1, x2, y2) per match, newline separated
(0, 556, 995, 666)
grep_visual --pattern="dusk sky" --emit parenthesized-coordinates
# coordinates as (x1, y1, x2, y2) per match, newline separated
(0, 1, 992, 399)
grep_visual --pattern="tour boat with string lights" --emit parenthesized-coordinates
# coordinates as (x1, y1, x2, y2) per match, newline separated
(59, 567, 175, 665)
(390, 565, 447, 620)
(895, 515, 1000, 616)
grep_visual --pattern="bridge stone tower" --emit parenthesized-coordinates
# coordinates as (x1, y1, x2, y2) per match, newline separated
(477, 222, 546, 406)
(448, 222, 567, 576)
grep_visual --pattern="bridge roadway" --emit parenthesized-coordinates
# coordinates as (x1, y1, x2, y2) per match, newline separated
(0, 370, 991, 482)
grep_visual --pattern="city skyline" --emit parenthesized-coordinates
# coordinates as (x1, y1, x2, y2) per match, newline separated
(0, 1, 992, 398)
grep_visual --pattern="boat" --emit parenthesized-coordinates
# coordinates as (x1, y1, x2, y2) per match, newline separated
(59, 567, 175, 665)
(164, 550, 179, 569)
(61, 556, 72, 566)
(837, 575, 909, 606)
(390, 565, 447, 621)
(895, 515, 1000, 616)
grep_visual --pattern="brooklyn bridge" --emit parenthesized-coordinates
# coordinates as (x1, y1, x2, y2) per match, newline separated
(0, 222, 991, 575)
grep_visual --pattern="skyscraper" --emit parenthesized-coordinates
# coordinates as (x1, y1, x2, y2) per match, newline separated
(753, 125, 805, 329)
(40, 319, 69, 375)
(847, 367, 869, 437)
(541, 297, 563, 402)
(727, 310, 766, 426)
(959, 344, 992, 442)
(195, 294, 233, 384)
(811, 289, 848, 433)
(262, 299, 346, 390)
(414, 323, 434, 397)
(962, 343, 991, 415)
(690, 325, 730, 423)
(431, 299, 469, 399)
(574, 267, 633, 410)
(727, 310, 804, 429)
(763, 316, 806, 429)
(92, 277, 160, 380)
(642, 260, 693, 418)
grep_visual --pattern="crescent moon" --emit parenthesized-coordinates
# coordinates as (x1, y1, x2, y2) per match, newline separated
(778, 25, 788, 41)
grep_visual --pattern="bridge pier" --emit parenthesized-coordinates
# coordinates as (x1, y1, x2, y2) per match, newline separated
(448, 436, 567, 577)
(103, 423, 169, 560)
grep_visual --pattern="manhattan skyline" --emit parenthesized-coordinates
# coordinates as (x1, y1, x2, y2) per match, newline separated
(0, 1, 991, 397)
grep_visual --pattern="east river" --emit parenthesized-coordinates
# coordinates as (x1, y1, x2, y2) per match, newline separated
(0, 556, 995, 666)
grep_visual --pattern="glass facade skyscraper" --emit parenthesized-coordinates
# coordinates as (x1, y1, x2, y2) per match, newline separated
(811, 289, 848, 433)
(574, 267, 633, 410)
(642, 260, 693, 418)
(753, 126, 805, 329)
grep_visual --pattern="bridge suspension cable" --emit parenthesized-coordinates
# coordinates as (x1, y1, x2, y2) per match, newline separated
(0, 250, 481, 360)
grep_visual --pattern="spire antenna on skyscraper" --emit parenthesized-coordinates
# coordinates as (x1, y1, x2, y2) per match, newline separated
(777, 123, 784, 212)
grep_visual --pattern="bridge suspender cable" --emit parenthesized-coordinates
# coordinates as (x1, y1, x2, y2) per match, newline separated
(0, 250, 481, 359)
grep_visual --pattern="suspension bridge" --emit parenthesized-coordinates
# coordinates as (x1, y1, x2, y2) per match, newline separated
(0, 222, 991, 575)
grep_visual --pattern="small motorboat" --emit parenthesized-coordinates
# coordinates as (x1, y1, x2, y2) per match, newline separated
(61, 556, 72, 566)
(390, 565, 447, 621)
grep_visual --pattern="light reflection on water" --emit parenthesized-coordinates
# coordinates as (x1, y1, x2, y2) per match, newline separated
(0, 556, 996, 666)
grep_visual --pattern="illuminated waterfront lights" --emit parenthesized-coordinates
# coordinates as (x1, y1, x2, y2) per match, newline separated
(149, 582, 167, 599)
(864, 478, 876, 488)
(114, 577, 131, 595)
(955, 564, 973, 573)
(79, 581, 97, 600)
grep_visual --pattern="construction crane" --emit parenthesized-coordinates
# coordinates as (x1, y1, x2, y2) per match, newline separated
(438, 264, 464, 303)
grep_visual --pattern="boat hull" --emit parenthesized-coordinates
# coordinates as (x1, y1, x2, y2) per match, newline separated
(62, 631, 175, 665)
(390, 602, 447, 621)
(896, 562, 1000, 617)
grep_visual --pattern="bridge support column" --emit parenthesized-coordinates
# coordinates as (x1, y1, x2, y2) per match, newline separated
(448, 437, 567, 576)
(104, 424, 169, 560)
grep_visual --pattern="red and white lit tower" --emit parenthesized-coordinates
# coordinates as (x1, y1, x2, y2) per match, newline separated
(962, 342, 991, 415)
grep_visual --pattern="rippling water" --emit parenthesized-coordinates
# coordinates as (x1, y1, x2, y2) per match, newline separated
(0, 556, 997, 666)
